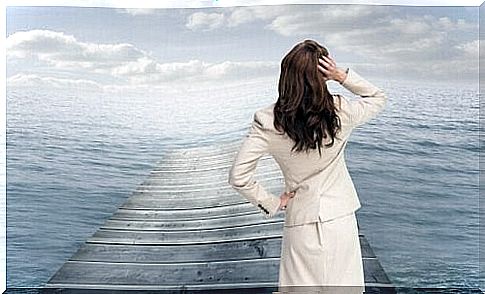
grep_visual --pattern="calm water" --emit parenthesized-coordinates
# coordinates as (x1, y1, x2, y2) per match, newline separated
(6, 76, 479, 288)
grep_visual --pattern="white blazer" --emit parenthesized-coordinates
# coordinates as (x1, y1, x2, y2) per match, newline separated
(228, 68, 388, 226)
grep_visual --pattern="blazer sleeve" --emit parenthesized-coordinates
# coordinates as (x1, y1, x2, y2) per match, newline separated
(228, 111, 282, 219)
(339, 68, 388, 128)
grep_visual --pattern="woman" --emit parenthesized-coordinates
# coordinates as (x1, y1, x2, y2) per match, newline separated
(228, 39, 387, 293)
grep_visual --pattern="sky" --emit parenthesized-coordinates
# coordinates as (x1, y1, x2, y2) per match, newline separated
(5, 4, 480, 93)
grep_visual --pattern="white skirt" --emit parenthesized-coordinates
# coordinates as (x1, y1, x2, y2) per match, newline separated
(276, 212, 365, 294)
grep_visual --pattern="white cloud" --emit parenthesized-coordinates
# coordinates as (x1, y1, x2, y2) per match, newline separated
(186, 12, 225, 31)
(127, 59, 278, 84)
(116, 8, 159, 15)
(186, 4, 476, 59)
(224, 5, 295, 26)
(225, 8, 255, 27)
(185, 5, 385, 34)
(7, 5, 478, 87)
(6, 29, 279, 89)
(455, 39, 479, 56)
(7, 29, 148, 70)
(184, 5, 477, 79)
(185, 5, 301, 30)
(260, 6, 477, 62)
(7, 73, 104, 90)
(6, 72, 186, 94)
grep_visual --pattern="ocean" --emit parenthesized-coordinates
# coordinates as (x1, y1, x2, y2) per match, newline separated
(6, 76, 479, 289)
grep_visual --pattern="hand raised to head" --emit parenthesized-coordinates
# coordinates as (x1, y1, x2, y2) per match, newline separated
(317, 55, 347, 83)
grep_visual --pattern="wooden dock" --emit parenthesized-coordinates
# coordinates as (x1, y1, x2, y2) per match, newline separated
(44, 140, 395, 292)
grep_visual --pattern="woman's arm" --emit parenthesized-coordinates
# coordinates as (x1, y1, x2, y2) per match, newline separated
(338, 68, 388, 128)
(228, 111, 282, 219)
(318, 56, 388, 128)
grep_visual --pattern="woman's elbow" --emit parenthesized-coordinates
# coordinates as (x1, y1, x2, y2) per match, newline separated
(228, 168, 246, 189)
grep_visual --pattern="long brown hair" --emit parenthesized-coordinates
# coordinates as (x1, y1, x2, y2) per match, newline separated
(273, 39, 342, 157)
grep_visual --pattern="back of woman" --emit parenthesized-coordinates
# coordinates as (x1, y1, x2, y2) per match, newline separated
(228, 39, 387, 293)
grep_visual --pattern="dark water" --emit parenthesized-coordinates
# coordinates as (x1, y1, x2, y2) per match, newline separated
(6, 77, 479, 289)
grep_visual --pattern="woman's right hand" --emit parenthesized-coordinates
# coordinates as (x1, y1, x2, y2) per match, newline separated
(279, 191, 296, 211)
(317, 55, 348, 84)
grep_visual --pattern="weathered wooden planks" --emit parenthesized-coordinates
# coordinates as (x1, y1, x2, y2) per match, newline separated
(44, 140, 395, 291)
(45, 258, 389, 287)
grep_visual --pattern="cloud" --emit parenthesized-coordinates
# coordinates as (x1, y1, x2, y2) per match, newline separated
(126, 59, 278, 84)
(265, 5, 387, 36)
(185, 5, 296, 30)
(195, 5, 477, 62)
(116, 8, 159, 15)
(184, 5, 477, 60)
(225, 5, 295, 26)
(318, 13, 478, 80)
(7, 73, 104, 90)
(186, 12, 225, 31)
(184, 5, 478, 81)
(6, 29, 279, 89)
(7, 5, 479, 88)
(5, 72, 190, 94)
(184, 5, 382, 33)
(455, 39, 478, 57)
(7, 29, 148, 70)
